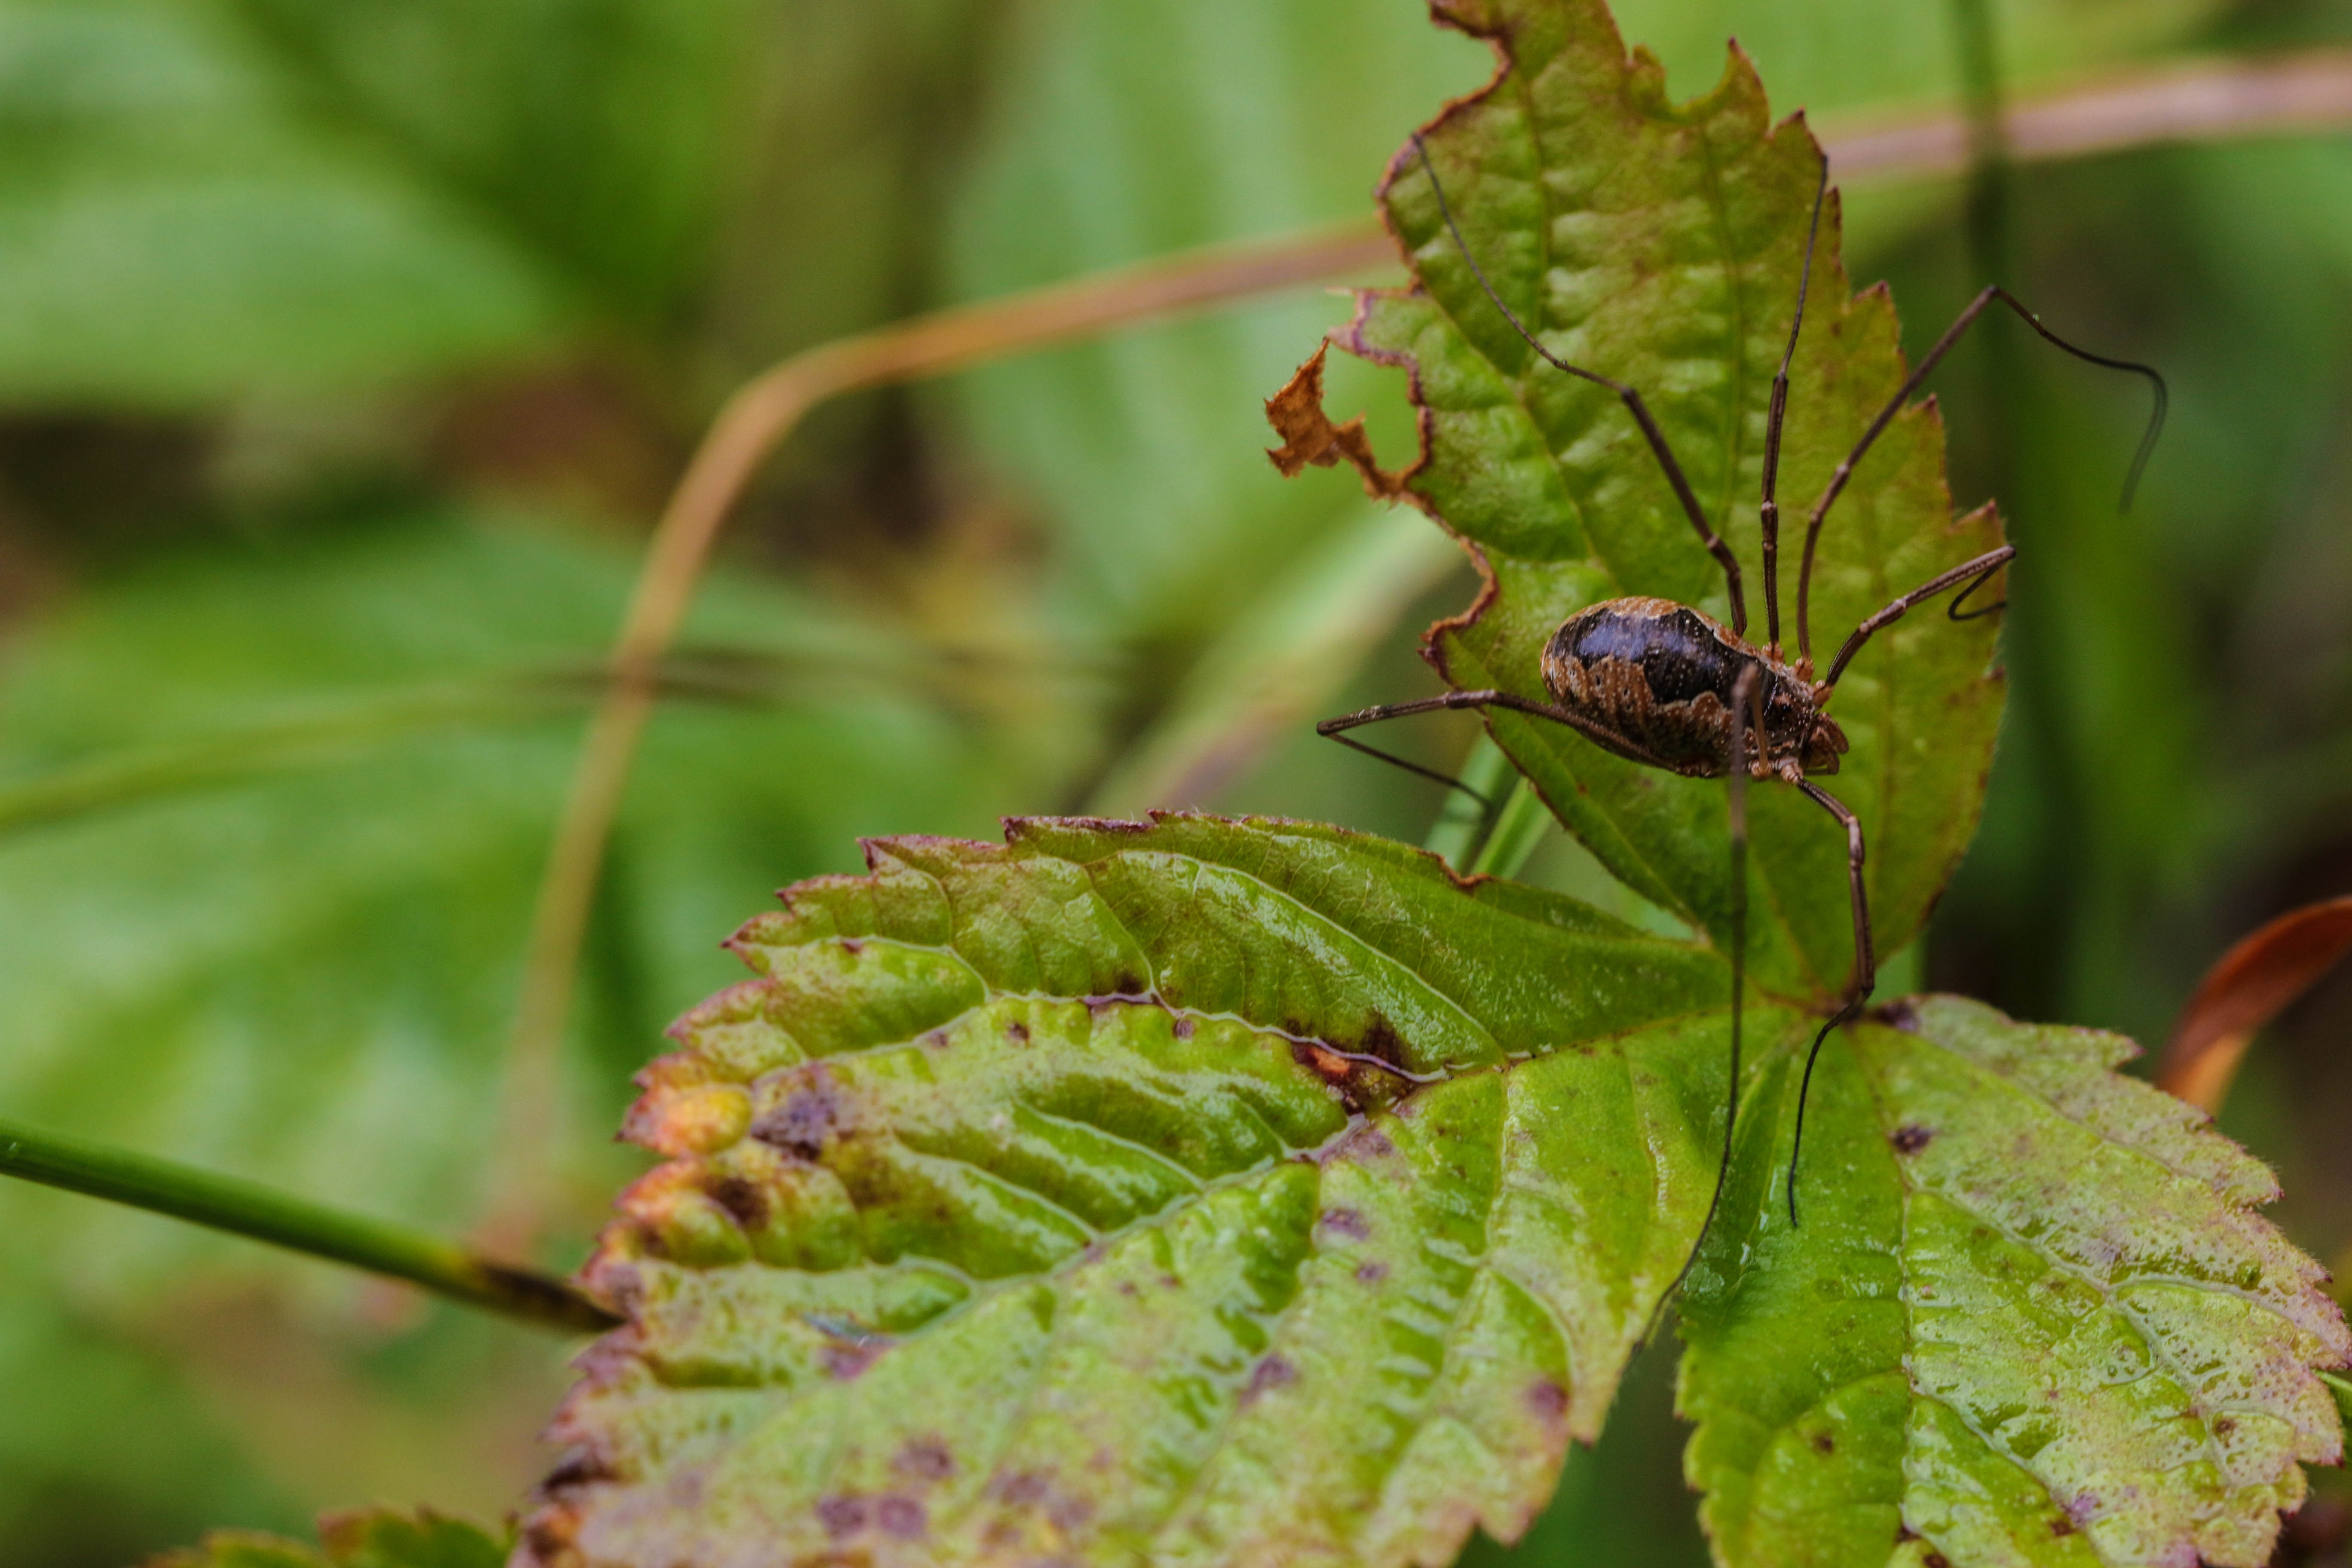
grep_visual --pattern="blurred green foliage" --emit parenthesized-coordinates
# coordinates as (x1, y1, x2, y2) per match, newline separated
(0, 0, 2349, 1563)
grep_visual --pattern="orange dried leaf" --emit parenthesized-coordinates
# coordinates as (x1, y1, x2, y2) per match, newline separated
(1263, 344, 1408, 499)
(2158, 895, 2352, 1113)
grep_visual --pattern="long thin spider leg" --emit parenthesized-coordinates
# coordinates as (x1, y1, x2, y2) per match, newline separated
(1786, 778, 1874, 1227)
(1947, 560, 2006, 622)
(1795, 285, 2167, 667)
(1314, 693, 1507, 803)
(1410, 133, 1749, 635)
(1819, 544, 2017, 692)
(1324, 731, 1494, 807)
(1645, 665, 1765, 1344)
(1318, 687, 1684, 774)
(1760, 162, 1831, 655)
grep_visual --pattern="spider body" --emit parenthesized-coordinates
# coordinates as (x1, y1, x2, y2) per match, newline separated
(1541, 597, 1846, 782)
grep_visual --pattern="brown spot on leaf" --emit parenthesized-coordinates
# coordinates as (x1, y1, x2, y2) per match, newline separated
(751, 1072, 851, 1160)
(1356, 1260, 1389, 1284)
(1874, 996, 1920, 1032)
(1007, 1020, 1030, 1044)
(1242, 1355, 1298, 1403)
(875, 1496, 927, 1538)
(1265, 345, 1406, 498)
(2049, 1517, 2075, 1537)
(1525, 1380, 1568, 1422)
(1812, 1432, 1835, 1455)
(1891, 1124, 1934, 1155)
(1112, 971, 1146, 997)
(705, 1175, 767, 1231)
(984, 1466, 1096, 1537)
(896, 1438, 955, 1482)
(823, 1340, 885, 1380)
(1318, 1206, 1371, 1240)
(1359, 1011, 1408, 1067)
(1289, 1038, 1417, 1115)
(817, 1496, 868, 1539)
(1173, 1015, 1196, 1040)
(1923, 1556, 1950, 1568)
(1292, 1039, 1366, 1112)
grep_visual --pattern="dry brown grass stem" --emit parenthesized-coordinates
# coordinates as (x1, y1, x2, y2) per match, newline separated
(1829, 49, 2352, 182)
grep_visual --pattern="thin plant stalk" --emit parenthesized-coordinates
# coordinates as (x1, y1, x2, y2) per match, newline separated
(0, 1116, 616, 1333)
(1949, 0, 2087, 1021)
(1422, 737, 1519, 872)
(1469, 778, 1553, 880)
(1829, 49, 2352, 180)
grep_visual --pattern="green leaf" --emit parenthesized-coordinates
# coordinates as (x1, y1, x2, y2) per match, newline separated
(523, 814, 1760, 1568)
(1679, 996, 2350, 1568)
(526, 822, 2346, 1568)
(149, 1507, 507, 1568)
(1333, 0, 2001, 1002)
(0, 1, 557, 405)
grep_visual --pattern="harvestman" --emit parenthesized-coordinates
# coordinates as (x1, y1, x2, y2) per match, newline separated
(1319, 136, 2166, 1253)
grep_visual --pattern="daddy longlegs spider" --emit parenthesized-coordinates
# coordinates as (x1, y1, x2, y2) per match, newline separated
(1318, 135, 2166, 1285)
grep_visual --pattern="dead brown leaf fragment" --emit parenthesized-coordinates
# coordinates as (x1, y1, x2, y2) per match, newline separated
(1264, 345, 1408, 499)
(2158, 895, 2352, 1113)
